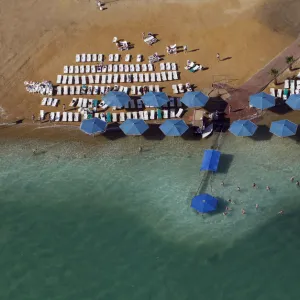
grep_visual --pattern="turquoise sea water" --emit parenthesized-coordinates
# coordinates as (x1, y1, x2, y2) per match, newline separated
(1, 131, 300, 300)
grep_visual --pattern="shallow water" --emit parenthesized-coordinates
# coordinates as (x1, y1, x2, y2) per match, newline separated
(1, 132, 300, 300)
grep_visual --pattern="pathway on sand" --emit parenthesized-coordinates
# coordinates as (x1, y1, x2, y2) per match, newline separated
(225, 35, 300, 121)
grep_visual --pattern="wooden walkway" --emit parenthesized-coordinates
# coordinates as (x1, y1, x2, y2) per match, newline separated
(224, 36, 300, 121)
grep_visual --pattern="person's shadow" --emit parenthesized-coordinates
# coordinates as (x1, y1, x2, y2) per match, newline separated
(221, 57, 232, 61)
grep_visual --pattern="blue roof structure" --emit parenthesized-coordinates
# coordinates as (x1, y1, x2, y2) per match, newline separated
(80, 118, 107, 135)
(191, 193, 218, 213)
(159, 120, 188, 136)
(141, 92, 169, 107)
(270, 119, 298, 137)
(249, 92, 275, 110)
(119, 119, 149, 135)
(181, 91, 209, 107)
(229, 120, 258, 136)
(103, 91, 130, 107)
(286, 94, 300, 110)
(200, 150, 221, 172)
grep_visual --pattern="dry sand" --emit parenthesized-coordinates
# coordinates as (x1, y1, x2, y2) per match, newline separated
(0, 0, 300, 140)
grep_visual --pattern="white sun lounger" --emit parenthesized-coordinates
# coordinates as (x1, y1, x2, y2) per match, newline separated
(123, 86, 129, 94)
(176, 108, 184, 118)
(62, 75, 68, 84)
(107, 74, 113, 84)
(62, 112, 67, 121)
(150, 73, 156, 82)
(133, 73, 138, 83)
(93, 86, 99, 95)
(92, 54, 97, 62)
(161, 72, 167, 81)
(108, 64, 113, 72)
(135, 64, 141, 72)
(74, 66, 79, 74)
(113, 74, 119, 83)
(172, 84, 179, 94)
(95, 75, 100, 84)
(148, 64, 154, 72)
(109, 54, 114, 62)
(75, 85, 80, 95)
(150, 110, 155, 120)
(126, 74, 132, 83)
(137, 54, 142, 62)
(100, 113, 106, 121)
(112, 65, 117, 73)
(166, 63, 171, 71)
(126, 112, 132, 119)
(76, 54, 80, 63)
(156, 73, 161, 82)
(114, 54, 120, 62)
(139, 111, 144, 119)
(63, 86, 69, 95)
(120, 112, 125, 122)
(82, 98, 88, 108)
(68, 112, 73, 122)
(119, 64, 124, 72)
(87, 86, 93, 95)
(74, 75, 80, 85)
(173, 71, 178, 80)
(98, 54, 103, 62)
(80, 65, 85, 74)
(277, 89, 282, 98)
(69, 98, 77, 107)
(55, 112, 60, 121)
(41, 97, 47, 105)
(46, 98, 52, 106)
(149, 85, 154, 92)
(86, 65, 91, 73)
(74, 113, 80, 122)
(100, 86, 105, 94)
(88, 75, 94, 84)
(77, 98, 83, 107)
(170, 109, 176, 118)
(130, 99, 136, 108)
(102, 65, 107, 73)
(284, 80, 289, 89)
(112, 113, 118, 122)
(68, 75, 73, 85)
(124, 65, 129, 72)
(137, 86, 142, 95)
(163, 110, 168, 119)
(50, 112, 55, 122)
(144, 73, 150, 82)
(131, 86, 137, 95)
(91, 65, 96, 73)
(168, 72, 173, 81)
(142, 64, 148, 72)
(87, 54, 91, 62)
(143, 111, 149, 120)
(131, 112, 137, 119)
(155, 85, 160, 92)
(130, 64, 135, 72)
(56, 75, 62, 84)
(125, 54, 131, 62)
(52, 98, 59, 106)
(56, 86, 62, 95)
(69, 66, 74, 74)
(270, 88, 275, 96)
(171, 63, 177, 71)
(102, 75, 107, 84)
(178, 84, 185, 93)
(94, 113, 100, 118)
(139, 74, 144, 82)
(81, 76, 87, 85)
(160, 63, 165, 71)
(81, 54, 86, 62)
(40, 110, 45, 120)
(64, 66, 68, 74)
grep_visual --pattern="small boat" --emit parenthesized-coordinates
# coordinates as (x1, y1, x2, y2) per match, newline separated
(202, 124, 213, 138)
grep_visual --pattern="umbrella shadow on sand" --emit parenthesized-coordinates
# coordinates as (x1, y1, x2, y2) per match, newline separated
(204, 96, 228, 113)
(217, 153, 234, 174)
(250, 124, 273, 141)
(290, 126, 300, 144)
(143, 124, 165, 140)
(103, 124, 126, 140)
(268, 98, 293, 115)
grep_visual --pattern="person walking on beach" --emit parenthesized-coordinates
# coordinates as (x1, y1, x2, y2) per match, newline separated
(32, 114, 35, 123)
(63, 104, 66, 111)
(183, 45, 188, 53)
(228, 104, 232, 114)
(216, 53, 220, 62)
(142, 32, 145, 40)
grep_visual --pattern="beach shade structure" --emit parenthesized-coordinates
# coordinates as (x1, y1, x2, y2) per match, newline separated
(269, 119, 298, 137)
(229, 120, 258, 137)
(181, 91, 209, 108)
(80, 118, 107, 135)
(141, 92, 169, 107)
(249, 92, 275, 110)
(159, 120, 188, 136)
(286, 94, 300, 110)
(102, 91, 130, 107)
(200, 150, 221, 172)
(119, 119, 149, 135)
(191, 193, 218, 213)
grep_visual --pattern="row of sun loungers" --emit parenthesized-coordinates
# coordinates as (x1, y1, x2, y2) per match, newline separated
(57, 72, 179, 85)
(172, 84, 193, 94)
(40, 110, 80, 122)
(75, 54, 141, 63)
(63, 63, 155, 74)
(69, 98, 108, 109)
(40, 97, 59, 106)
(160, 63, 177, 71)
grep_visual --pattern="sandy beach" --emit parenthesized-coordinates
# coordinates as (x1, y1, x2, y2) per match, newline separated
(1, 0, 300, 140)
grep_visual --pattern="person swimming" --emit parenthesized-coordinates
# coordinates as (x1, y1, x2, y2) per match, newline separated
(237, 187, 241, 191)
(252, 183, 256, 188)
(255, 204, 259, 209)
(278, 210, 284, 215)
(221, 181, 224, 186)
(266, 186, 270, 191)
(296, 181, 299, 186)
(290, 176, 295, 182)
(241, 209, 246, 214)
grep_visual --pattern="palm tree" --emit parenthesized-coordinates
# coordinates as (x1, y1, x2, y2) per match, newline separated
(285, 56, 295, 71)
(269, 68, 279, 85)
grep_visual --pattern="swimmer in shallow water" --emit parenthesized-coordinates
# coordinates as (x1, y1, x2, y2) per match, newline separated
(290, 176, 295, 182)
(241, 209, 246, 214)
(221, 181, 224, 186)
(296, 181, 299, 186)
(255, 204, 259, 210)
(252, 183, 256, 188)
(237, 187, 241, 191)
(266, 186, 270, 191)
(278, 210, 284, 215)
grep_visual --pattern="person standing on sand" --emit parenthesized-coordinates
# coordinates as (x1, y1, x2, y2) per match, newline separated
(228, 104, 232, 114)
(32, 114, 35, 123)
(183, 45, 188, 53)
(216, 53, 220, 62)
(142, 32, 145, 40)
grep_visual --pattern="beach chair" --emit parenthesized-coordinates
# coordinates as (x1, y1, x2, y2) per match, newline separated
(142, 64, 148, 72)
(100, 113, 106, 121)
(80, 65, 85, 74)
(46, 98, 52, 106)
(76, 54, 80, 63)
(172, 84, 179, 94)
(176, 98, 182, 107)
(137, 54, 142, 62)
(160, 63, 165, 71)
(143, 73, 149, 82)
(156, 73, 161, 82)
(291, 88, 295, 95)
(166, 63, 171, 71)
(75, 66, 79, 74)
(82, 98, 88, 108)
(92, 54, 97, 62)
(123, 86, 129, 94)
(101, 75, 107, 84)
(112, 113, 118, 122)
(107, 74, 113, 84)
(83, 112, 88, 120)
(64, 66, 69, 74)
(54, 112, 60, 122)
(161, 72, 167, 81)
(62, 75, 67, 84)
(125, 54, 131, 62)
(108, 64, 113, 72)
(176, 108, 184, 118)
(62, 112, 68, 121)
(149, 85, 154, 92)
(69, 98, 77, 107)
(173, 71, 179, 80)
(283, 88, 289, 100)
(114, 54, 120, 62)
(169, 98, 175, 107)
(137, 86, 142, 95)
(139, 111, 144, 119)
(41, 97, 47, 105)
(50, 112, 55, 122)
(178, 84, 185, 93)
(74, 75, 79, 85)
(74, 113, 80, 122)
(93, 86, 99, 95)
(148, 64, 154, 72)
(118, 86, 123, 92)
(56, 86, 62, 96)
(99, 86, 105, 94)
(120, 112, 125, 122)
(124, 65, 129, 72)
(87, 86, 93, 95)
(156, 109, 162, 119)
(81, 76, 87, 85)
(109, 54, 114, 62)
(130, 99, 136, 108)
(69, 66, 74, 74)
(56, 75, 62, 84)
(163, 110, 168, 119)
(143, 111, 149, 120)
(131, 86, 137, 95)
(52, 98, 59, 107)
(132, 112, 138, 119)
(102, 65, 107, 73)
(126, 74, 132, 83)
(87, 54, 91, 62)
(150, 110, 155, 120)
(77, 98, 83, 107)
(94, 113, 100, 118)
(170, 109, 176, 118)
(137, 99, 143, 109)
(167, 71, 173, 81)
(81, 54, 86, 62)
(171, 63, 177, 71)
(277, 89, 282, 98)
(270, 88, 275, 96)
(40, 110, 45, 120)
(76, 85, 81, 95)
(113, 64, 118, 73)
(113, 74, 119, 83)
(88, 75, 94, 84)
(135, 64, 141, 72)
(119, 64, 124, 72)
(120, 74, 125, 83)
(133, 73, 138, 82)
(150, 73, 156, 82)
(130, 64, 135, 72)
(126, 112, 132, 119)
(139, 74, 144, 82)
(91, 65, 96, 73)
(68, 76, 73, 85)
(68, 112, 73, 122)
(155, 85, 160, 92)
(95, 75, 100, 84)
(98, 54, 103, 62)
(86, 65, 91, 73)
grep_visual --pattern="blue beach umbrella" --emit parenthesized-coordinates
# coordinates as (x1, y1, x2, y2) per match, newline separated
(80, 118, 107, 135)
(159, 120, 188, 136)
(103, 91, 130, 107)
(119, 119, 149, 135)
(141, 92, 169, 107)
(249, 92, 275, 110)
(229, 120, 258, 136)
(286, 94, 300, 110)
(270, 119, 298, 137)
(181, 91, 209, 107)
(191, 193, 218, 213)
